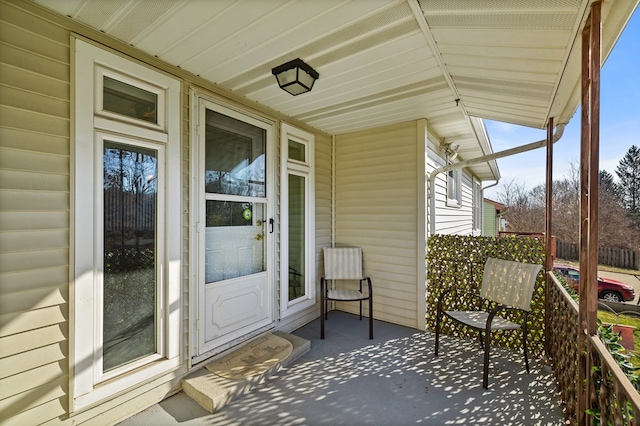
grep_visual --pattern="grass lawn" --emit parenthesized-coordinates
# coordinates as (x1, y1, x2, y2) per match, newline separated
(556, 258, 640, 276)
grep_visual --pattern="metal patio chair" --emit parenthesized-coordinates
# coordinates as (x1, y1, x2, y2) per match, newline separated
(320, 247, 373, 339)
(434, 257, 542, 388)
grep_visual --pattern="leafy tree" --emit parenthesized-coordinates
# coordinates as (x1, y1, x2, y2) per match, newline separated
(495, 162, 639, 249)
(616, 145, 640, 227)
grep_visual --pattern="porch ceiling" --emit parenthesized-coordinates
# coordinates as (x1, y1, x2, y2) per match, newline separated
(35, 0, 637, 181)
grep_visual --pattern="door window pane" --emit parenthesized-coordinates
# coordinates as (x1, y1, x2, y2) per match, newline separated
(205, 201, 266, 282)
(103, 76, 158, 124)
(205, 110, 266, 197)
(288, 174, 305, 301)
(103, 141, 157, 372)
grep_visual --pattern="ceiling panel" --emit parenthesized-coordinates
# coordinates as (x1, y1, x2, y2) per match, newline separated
(33, 0, 639, 182)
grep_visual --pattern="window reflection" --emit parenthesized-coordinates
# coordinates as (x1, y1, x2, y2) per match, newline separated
(102, 141, 157, 372)
(288, 174, 305, 301)
(103, 76, 158, 124)
(288, 140, 305, 162)
(204, 110, 266, 197)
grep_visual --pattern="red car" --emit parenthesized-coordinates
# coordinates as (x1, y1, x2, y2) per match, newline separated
(553, 264, 636, 303)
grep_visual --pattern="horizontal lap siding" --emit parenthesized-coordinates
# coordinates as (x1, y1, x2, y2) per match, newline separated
(182, 86, 190, 368)
(335, 122, 418, 328)
(313, 133, 333, 319)
(0, 2, 71, 423)
(0, 3, 187, 424)
(426, 145, 474, 235)
(483, 202, 497, 236)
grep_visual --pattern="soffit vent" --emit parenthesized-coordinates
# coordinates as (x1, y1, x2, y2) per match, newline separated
(420, 0, 581, 11)
(418, 0, 580, 30)
(224, 2, 418, 91)
(107, 0, 179, 43)
(296, 78, 449, 121)
(234, 19, 420, 94)
(424, 13, 577, 30)
(454, 76, 554, 100)
(75, 0, 128, 30)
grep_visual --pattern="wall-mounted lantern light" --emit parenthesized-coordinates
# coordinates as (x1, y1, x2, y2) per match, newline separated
(272, 58, 319, 96)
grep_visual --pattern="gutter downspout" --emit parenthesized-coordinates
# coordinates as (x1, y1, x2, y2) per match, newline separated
(428, 123, 566, 235)
(331, 135, 336, 248)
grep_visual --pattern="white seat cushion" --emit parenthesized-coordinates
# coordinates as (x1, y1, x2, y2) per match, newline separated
(445, 310, 520, 331)
(327, 289, 368, 301)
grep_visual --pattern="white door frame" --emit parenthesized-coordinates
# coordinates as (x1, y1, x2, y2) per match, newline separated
(189, 91, 276, 365)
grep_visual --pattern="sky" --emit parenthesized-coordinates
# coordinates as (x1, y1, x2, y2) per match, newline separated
(484, 5, 640, 200)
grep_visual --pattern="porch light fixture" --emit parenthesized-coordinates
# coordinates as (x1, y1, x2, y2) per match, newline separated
(272, 58, 319, 96)
(444, 141, 460, 161)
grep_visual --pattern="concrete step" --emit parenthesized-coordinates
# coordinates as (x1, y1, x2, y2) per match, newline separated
(182, 331, 310, 413)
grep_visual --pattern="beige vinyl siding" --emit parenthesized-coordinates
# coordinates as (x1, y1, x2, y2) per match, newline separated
(1, 0, 334, 423)
(0, 2, 184, 424)
(181, 86, 191, 366)
(334, 122, 419, 328)
(0, 1, 71, 423)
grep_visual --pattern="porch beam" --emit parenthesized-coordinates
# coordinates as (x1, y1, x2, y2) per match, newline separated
(577, 2, 601, 424)
(544, 116, 553, 359)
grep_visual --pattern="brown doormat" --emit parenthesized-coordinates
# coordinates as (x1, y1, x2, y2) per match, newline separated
(205, 333, 293, 381)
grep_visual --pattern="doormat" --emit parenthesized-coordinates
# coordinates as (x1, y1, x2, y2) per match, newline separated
(205, 333, 293, 381)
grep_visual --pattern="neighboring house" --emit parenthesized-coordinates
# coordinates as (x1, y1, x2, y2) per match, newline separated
(483, 198, 507, 237)
(0, 0, 635, 424)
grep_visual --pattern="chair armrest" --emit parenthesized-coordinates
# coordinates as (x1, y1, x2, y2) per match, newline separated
(363, 277, 372, 295)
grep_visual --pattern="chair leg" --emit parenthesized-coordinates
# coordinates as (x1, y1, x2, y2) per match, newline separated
(359, 299, 363, 320)
(434, 307, 442, 356)
(320, 278, 325, 339)
(368, 294, 373, 340)
(324, 281, 329, 320)
(482, 329, 491, 389)
(522, 320, 530, 374)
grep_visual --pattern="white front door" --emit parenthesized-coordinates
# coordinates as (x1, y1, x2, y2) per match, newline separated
(195, 99, 274, 358)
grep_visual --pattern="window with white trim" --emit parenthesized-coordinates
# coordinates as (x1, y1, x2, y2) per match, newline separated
(472, 180, 482, 232)
(280, 123, 315, 316)
(446, 167, 461, 207)
(72, 39, 181, 410)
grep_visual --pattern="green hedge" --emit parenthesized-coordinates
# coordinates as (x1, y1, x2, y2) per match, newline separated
(426, 234, 546, 358)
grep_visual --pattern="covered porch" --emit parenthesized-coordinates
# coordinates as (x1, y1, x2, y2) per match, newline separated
(1, 0, 639, 424)
(120, 311, 564, 425)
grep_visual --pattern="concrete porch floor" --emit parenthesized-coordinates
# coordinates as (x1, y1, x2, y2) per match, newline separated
(119, 311, 565, 425)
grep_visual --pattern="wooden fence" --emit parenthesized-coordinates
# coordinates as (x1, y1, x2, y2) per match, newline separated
(556, 240, 639, 270)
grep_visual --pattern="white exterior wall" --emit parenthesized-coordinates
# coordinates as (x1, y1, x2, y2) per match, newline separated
(426, 139, 479, 236)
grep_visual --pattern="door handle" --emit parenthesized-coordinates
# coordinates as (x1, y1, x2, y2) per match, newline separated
(269, 218, 274, 233)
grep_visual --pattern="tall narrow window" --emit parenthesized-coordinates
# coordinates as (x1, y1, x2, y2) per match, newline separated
(73, 39, 180, 411)
(280, 124, 315, 316)
(288, 173, 306, 301)
(472, 180, 482, 232)
(102, 141, 158, 372)
(447, 168, 461, 206)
